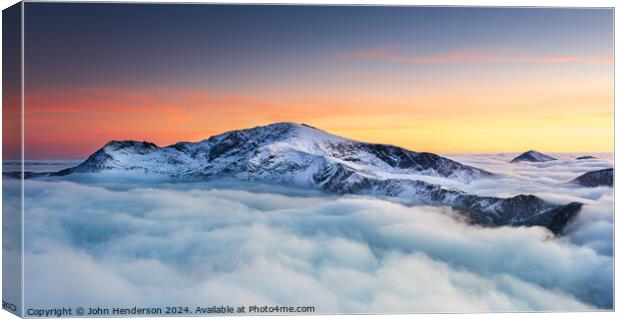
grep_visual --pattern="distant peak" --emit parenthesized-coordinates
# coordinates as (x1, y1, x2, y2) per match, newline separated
(510, 150, 556, 163)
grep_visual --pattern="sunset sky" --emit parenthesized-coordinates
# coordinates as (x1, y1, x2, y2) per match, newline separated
(20, 3, 613, 158)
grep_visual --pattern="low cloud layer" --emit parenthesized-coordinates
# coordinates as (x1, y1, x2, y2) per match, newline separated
(447, 153, 614, 256)
(19, 152, 613, 313)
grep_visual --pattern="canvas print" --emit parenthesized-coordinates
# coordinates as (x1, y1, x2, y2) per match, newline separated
(2, 2, 614, 316)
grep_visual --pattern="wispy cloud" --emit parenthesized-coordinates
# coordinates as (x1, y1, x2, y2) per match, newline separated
(338, 45, 613, 64)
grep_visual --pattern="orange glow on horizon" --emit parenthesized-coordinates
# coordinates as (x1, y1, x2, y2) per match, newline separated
(20, 84, 613, 158)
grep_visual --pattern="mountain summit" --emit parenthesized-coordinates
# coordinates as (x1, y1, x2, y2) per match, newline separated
(51, 122, 581, 234)
(54, 122, 492, 181)
(510, 150, 556, 163)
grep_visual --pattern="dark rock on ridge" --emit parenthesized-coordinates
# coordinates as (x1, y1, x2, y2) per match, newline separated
(570, 168, 613, 187)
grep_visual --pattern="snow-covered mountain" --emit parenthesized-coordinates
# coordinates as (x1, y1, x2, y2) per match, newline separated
(50, 122, 581, 234)
(570, 168, 613, 187)
(53, 122, 492, 182)
(510, 150, 556, 163)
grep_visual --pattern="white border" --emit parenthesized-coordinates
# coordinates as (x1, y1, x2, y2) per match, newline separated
(0, 1, 617, 319)
(11, 0, 620, 7)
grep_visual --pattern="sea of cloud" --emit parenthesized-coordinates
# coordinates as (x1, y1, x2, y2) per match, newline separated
(447, 153, 614, 256)
(14, 153, 614, 313)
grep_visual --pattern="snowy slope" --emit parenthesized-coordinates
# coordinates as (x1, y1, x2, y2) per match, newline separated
(51, 122, 581, 234)
(54, 122, 492, 182)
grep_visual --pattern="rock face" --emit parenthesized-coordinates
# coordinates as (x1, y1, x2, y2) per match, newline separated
(335, 178, 582, 234)
(576, 156, 596, 160)
(510, 150, 556, 163)
(49, 122, 582, 234)
(570, 168, 613, 187)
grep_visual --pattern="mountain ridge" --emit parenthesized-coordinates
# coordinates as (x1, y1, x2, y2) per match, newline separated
(46, 122, 581, 234)
(53, 122, 493, 181)
(570, 168, 613, 187)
